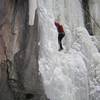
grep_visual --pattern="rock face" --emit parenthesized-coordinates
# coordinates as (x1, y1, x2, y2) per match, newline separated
(0, 0, 47, 100)
(82, 0, 93, 35)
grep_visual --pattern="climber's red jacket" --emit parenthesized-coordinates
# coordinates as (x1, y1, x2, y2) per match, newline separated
(55, 22, 64, 33)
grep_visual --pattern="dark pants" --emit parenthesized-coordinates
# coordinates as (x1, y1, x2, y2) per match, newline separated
(58, 33, 65, 50)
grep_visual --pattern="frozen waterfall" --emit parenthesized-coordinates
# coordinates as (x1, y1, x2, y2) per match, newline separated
(28, 0, 100, 100)
(0, 0, 100, 100)
(37, 0, 87, 100)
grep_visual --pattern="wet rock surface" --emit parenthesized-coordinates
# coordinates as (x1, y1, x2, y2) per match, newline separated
(0, 0, 48, 100)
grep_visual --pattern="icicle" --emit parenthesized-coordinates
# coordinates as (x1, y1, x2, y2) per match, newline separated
(29, 0, 37, 26)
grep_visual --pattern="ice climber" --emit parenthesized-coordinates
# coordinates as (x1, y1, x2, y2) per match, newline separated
(55, 21, 65, 51)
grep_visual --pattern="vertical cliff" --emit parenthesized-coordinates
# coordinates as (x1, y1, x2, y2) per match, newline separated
(0, 0, 100, 100)
(0, 0, 47, 100)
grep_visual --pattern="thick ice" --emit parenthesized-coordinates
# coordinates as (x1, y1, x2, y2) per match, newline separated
(38, 7, 89, 100)
(36, 0, 100, 100)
